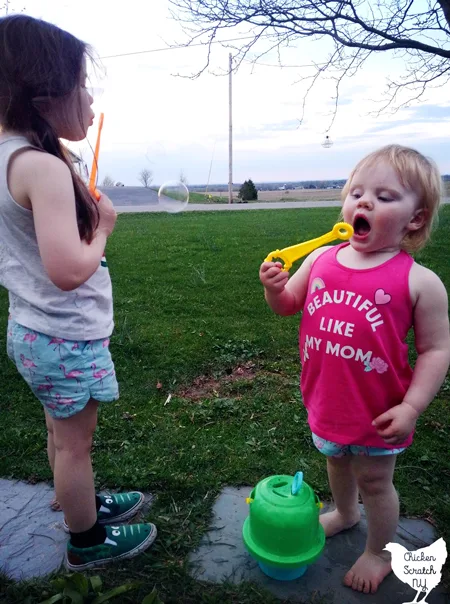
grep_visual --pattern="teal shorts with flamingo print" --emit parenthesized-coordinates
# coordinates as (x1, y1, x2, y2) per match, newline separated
(311, 432, 406, 457)
(6, 317, 119, 419)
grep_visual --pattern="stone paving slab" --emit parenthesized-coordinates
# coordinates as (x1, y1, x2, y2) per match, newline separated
(0, 479, 153, 582)
(0, 479, 66, 581)
(1, 479, 447, 602)
(189, 486, 448, 603)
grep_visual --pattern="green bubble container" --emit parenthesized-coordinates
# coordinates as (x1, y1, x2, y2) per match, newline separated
(242, 472, 325, 581)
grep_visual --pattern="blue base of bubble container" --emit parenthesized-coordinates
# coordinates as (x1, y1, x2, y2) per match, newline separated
(258, 562, 307, 581)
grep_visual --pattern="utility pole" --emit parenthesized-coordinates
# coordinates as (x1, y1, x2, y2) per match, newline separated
(228, 53, 233, 204)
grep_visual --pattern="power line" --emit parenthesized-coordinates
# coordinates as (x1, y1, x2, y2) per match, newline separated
(99, 34, 319, 68)
(99, 35, 264, 59)
(99, 36, 326, 74)
(100, 42, 324, 72)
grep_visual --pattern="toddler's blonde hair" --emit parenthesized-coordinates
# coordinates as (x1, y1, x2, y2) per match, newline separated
(341, 145, 442, 252)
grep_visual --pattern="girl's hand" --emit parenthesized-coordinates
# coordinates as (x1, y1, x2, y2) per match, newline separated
(259, 261, 289, 294)
(96, 191, 117, 237)
(372, 402, 419, 445)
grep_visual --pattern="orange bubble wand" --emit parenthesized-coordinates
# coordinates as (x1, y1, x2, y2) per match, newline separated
(89, 112, 104, 201)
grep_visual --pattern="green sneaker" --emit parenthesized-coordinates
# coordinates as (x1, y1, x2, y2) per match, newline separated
(66, 523, 157, 570)
(63, 492, 144, 533)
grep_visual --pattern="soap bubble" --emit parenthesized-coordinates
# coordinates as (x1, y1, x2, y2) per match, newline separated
(158, 181, 189, 213)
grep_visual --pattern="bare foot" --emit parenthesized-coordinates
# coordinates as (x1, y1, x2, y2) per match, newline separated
(319, 508, 360, 537)
(50, 496, 62, 512)
(344, 550, 392, 594)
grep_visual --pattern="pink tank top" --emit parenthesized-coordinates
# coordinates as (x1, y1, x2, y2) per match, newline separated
(300, 243, 414, 448)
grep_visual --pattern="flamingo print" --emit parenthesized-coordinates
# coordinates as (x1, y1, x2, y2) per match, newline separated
(86, 340, 96, 359)
(55, 393, 76, 415)
(59, 364, 84, 391)
(102, 338, 110, 348)
(24, 332, 38, 358)
(71, 342, 79, 351)
(91, 363, 108, 389)
(48, 338, 66, 360)
(37, 376, 54, 395)
(20, 353, 37, 381)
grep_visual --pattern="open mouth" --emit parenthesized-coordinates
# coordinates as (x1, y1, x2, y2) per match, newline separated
(353, 215, 371, 237)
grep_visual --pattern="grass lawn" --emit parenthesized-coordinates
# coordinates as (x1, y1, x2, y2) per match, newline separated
(1, 206, 449, 603)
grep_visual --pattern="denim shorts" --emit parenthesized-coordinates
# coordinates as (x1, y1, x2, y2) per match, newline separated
(312, 432, 406, 457)
(7, 317, 119, 419)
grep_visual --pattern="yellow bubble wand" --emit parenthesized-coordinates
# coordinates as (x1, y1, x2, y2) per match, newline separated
(265, 222, 354, 271)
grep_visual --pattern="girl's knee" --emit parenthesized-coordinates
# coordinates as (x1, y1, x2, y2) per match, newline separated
(353, 454, 397, 495)
(52, 399, 98, 454)
(356, 469, 394, 496)
(54, 435, 93, 459)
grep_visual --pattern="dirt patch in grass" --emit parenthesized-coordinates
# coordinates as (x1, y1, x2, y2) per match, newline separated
(177, 361, 257, 400)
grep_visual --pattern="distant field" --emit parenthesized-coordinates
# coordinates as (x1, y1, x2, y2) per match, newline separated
(205, 188, 343, 202)
(205, 182, 450, 203)
(257, 188, 342, 202)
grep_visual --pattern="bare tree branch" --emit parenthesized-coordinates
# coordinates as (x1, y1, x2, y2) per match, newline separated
(2, 0, 26, 14)
(169, 0, 450, 126)
(102, 175, 115, 187)
(138, 168, 153, 188)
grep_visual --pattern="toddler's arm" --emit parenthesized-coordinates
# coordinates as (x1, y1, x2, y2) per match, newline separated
(259, 247, 329, 316)
(373, 264, 450, 444)
(403, 265, 450, 414)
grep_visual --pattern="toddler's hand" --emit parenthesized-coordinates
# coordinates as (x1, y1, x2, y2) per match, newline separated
(372, 402, 419, 445)
(259, 261, 289, 294)
(96, 191, 117, 237)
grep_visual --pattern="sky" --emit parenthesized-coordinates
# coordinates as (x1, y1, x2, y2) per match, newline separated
(12, 0, 450, 185)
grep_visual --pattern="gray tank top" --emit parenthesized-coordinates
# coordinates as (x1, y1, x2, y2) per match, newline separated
(0, 136, 114, 340)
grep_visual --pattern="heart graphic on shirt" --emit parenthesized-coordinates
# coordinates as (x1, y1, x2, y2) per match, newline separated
(374, 288, 391, 305)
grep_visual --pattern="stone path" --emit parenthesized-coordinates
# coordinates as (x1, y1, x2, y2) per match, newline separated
(0, 479, 66, 581)
(189, 486, 448, 603)
(1, 480, 447, 602)
(0, 479, 152, 582)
